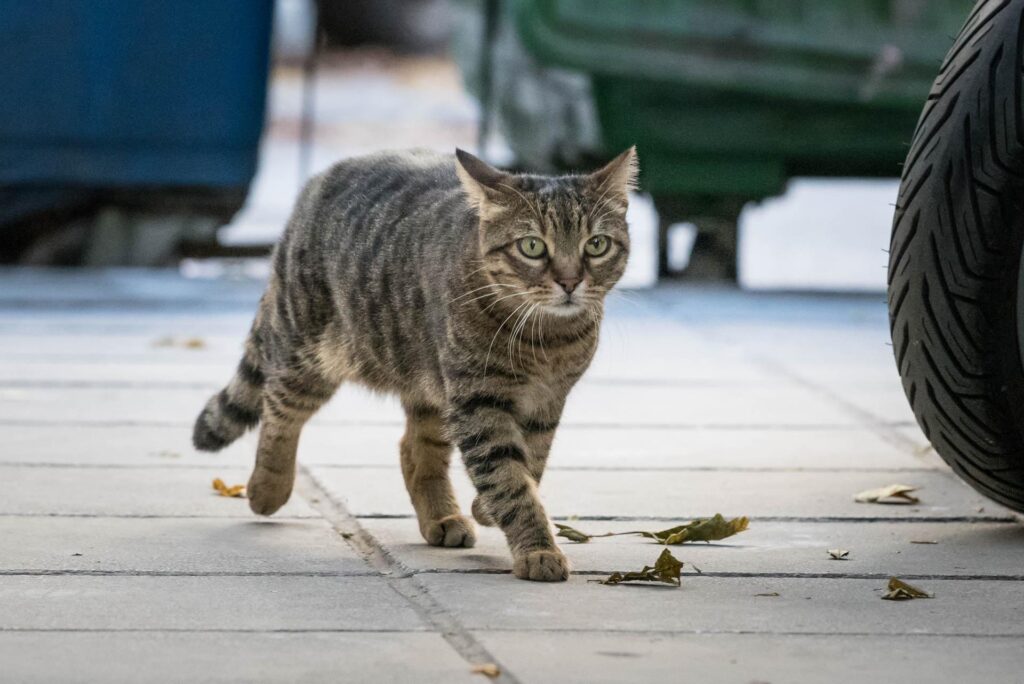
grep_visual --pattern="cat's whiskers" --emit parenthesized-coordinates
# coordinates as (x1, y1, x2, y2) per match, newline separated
(460, 262, 493, 282)
(509, 301, 537, 373)
(451, 282, 511, 304)
(479, 289, 531, 314)
(485, 300, 532, 375)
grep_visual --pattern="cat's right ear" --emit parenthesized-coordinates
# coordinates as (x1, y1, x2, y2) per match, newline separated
(455, 149, 511, 214)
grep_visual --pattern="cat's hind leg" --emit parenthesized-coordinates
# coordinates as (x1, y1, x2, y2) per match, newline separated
(247, 366, 339, 516)
(400, 403, 476, 548)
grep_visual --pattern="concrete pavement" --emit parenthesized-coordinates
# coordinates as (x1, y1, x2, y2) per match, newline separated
(1, 269, 1022, 683)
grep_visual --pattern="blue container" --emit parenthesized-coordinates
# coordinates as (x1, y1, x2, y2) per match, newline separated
(0, 0, 274, 189)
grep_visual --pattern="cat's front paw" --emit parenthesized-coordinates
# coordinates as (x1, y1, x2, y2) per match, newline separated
(513, 548, 570, 582)
(247, 470, 293, 516)
(423, 514, 477, 548)
(471, 496, 494, 526)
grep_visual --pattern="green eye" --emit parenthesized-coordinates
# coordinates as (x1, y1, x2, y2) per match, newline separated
(517, 236, 548, 259)
(584, 235, 610, 257)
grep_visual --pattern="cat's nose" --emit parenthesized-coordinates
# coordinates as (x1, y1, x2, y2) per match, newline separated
(557, 277, 581, 294)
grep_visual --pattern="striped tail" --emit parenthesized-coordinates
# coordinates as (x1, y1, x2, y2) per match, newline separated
(193, 350, 265, 452)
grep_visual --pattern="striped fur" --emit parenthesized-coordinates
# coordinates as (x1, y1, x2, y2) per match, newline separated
(192, 147, 636, 581)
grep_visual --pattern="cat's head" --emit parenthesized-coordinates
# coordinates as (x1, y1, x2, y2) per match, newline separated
(455, 147, 637, 318)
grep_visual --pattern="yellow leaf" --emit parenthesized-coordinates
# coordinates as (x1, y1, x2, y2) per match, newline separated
(152, 336, 207, 350)
(639, 514, 749, 544)
(554, 523, 591, 543)
(212, 478, 245, 498)
(881, 577, 933, 600)
(471, 663, 500, 678)
(854, 484, 920, 505)
(593, 549, 684, 587)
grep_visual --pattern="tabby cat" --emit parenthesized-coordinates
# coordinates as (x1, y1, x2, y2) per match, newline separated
(193, 147, 637, 581)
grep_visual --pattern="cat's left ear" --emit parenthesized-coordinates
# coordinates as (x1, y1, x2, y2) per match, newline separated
(587, 146, 639, 207)
(455, 149, 512, 214)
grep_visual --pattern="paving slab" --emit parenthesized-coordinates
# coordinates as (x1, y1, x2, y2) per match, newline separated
(0, 466, 318, 518)
(312, 466, 1004, 520)
(0, 361, 230, 385)
(0, 517, 368, 574)
(2, 424, 259, 467)
(832, 384, 920, 424)
(0, 423, 925, 471)
(0, 332, 246, 359)
(361, 519, 1024, 578)
(418, 574, 1024, 635)
(0, 382, 867, 428)
(0, 632, 475, 684)
(0, 267, 263, 306)
(474, 631, 1024, 684)
(0, 575, 424, 630)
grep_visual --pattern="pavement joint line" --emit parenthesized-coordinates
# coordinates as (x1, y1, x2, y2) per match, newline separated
(405, 568, 1024, 581)
(646, 297, 927, 456)
(0, 513, 316, 520)
(2, 627, 1020, 637)
(0, 378, 777, 390)
(294, 467, 522, 684)
(357, 514, 1020, 524)
(0, 418, 918, 431)
(6, 568, 1021, 581)
(0, 570, 381, 577)
(0, 462, 945, 473)
(0, 627, 430, 634)
(748, 356, 929, 459)
(0, 300, 260, 311)
(1, 512, 1016, 523)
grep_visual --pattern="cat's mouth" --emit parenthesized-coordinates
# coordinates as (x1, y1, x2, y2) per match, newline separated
(544, 298, 585, 317)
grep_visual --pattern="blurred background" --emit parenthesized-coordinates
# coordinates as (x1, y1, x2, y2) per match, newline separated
(0, 0, 968, 290)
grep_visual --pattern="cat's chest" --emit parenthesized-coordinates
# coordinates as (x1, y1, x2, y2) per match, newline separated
(516, 362, 586, 414)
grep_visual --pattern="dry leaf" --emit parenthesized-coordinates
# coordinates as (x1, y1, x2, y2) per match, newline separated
(909, 540, 938, 545)
(554, 523, 592, 543)
(854, 484, 920, 505)
(638, 514, 749, 545)
(827, 549, 850, 560)
(471, 663, 500, 678)
(881, 577, 933, 600)
(754, 592, 780, 597)
(152, 336, 206, 350)
(593, 548, 683, 587)
(212, 478, 245, 498)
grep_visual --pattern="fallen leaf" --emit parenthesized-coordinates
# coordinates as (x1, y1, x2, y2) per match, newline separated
(881, 577, 933, 600)
(212, 478, 245, 498)
(554, 523, 593, 543)
(152, 336, 206, 350)
(71, 553, 83, 557)
(827, 549, 850, 560)
(471, 663, 500, 678)
(854, 484, 920, 505)
(638, 514, 749, 545)
(754, 592, 780, 597)
(593, 548, 683, 587)
(910, 540, 938, 545)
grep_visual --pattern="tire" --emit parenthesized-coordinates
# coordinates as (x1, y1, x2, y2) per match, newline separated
(889, 0, 1024, 513)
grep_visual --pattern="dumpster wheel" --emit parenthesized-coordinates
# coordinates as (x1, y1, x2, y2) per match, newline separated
(889, 0, 1024, 512)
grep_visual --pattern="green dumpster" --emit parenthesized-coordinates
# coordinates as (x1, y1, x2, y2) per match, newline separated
(453, 0, 968, 278)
